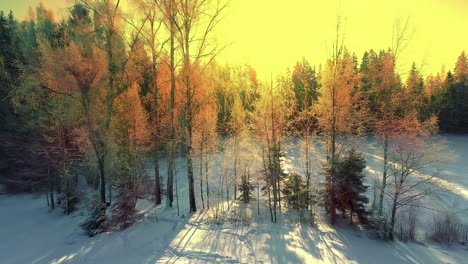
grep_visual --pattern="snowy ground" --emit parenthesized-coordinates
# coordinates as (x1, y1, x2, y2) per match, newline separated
(1, 135, 467, 264)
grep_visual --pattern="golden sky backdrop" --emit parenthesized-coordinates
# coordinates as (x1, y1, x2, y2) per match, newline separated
(1, 0, 467, 79)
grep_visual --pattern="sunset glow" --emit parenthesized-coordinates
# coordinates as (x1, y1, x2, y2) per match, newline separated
(2, 1, 468, 263)
(3, 0, 468, 78)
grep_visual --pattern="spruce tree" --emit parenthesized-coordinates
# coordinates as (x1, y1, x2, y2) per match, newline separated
(336, 149, 369, 224)
(324, 149, 369, 225)
(282, 173, 308, 210)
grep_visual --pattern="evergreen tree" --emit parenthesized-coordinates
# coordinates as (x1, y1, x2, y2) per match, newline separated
(315, 44, 364, 224)
(439, 52, 468, 132)
(336, 149, 369, 224)
(406, 62, 426, 118)
(324, 149, 369, 225)
(282, 173, 308, 210)
(291, 57, 319, 113)
(238, 169, 254, 203)
(0, 10, 20, 130)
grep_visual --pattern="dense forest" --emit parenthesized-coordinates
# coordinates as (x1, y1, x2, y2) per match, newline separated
(0, 0, 467, 246)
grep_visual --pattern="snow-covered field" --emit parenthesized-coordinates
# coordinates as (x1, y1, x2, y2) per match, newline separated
(1, 134, 467, 264)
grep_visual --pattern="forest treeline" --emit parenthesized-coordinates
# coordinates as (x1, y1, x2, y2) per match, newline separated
(0, 1, 466, 241)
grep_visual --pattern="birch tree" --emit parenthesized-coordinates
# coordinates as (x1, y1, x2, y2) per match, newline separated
(385, 116, 453, 240)
(172, 0, 230, 212)
(314, 13, 364, 225)
(44, 0, 146, 207)
(252, 73, 294, 223)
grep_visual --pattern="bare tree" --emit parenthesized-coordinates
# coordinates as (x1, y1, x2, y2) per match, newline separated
(134, 0, 166, 205)
(391, 13, 416, 65)
(62, 0, 147, 207)
(153, 0, 179, 207)
(315, 12, 364, 225)
(297, 118, 319, 211)
(373, 14, 416, 215)
(367, 50, 405, 216)
(193, 72, 218, 210)
(253, 72, 294, 223)
(385, 118, 454, 240)
(172, 0, 230, 212)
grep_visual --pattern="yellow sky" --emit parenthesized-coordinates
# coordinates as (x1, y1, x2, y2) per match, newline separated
(2, 0, 467, 79)
(217, 0, 468, 78)
(0, 0, 70, 19)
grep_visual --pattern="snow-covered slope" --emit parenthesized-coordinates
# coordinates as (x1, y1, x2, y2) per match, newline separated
(1, 134, 467, 264)
(0, 194, 467, 264)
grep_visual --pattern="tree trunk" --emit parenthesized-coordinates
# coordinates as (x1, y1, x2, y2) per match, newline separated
(154, 151, 162, 205)
(98, 157, 106, 206)
(226, 183, 230, 211)
(108, 173, 112, 205)
(188, 144, 197, 212)
(181, 6, 196, 214)
(305, 137, 310, 210)
(200, 147, 205, 209)
(378, 138, 389, 215)
(389, 193, 399, 240)
(167, 146, 174, 207)
(257, 175, 260, 215)
(56, 171, 61, 205)
(205, 151, 210, 209)
(49, 189, 54, 210)
(271, 168, 278, 223)
(48, 161, 54, 210)
(330, 185, 336, 225)
(330, 202, 336, 225)
(166, 5, 176, 207)
(220, 172, 225, 216)
(175, 163, 179, 216)
(277, 163, 282, 215)
(234, 138, 238, 199)
(268, 182, 273, 222)
(64, 166, 70, 215)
